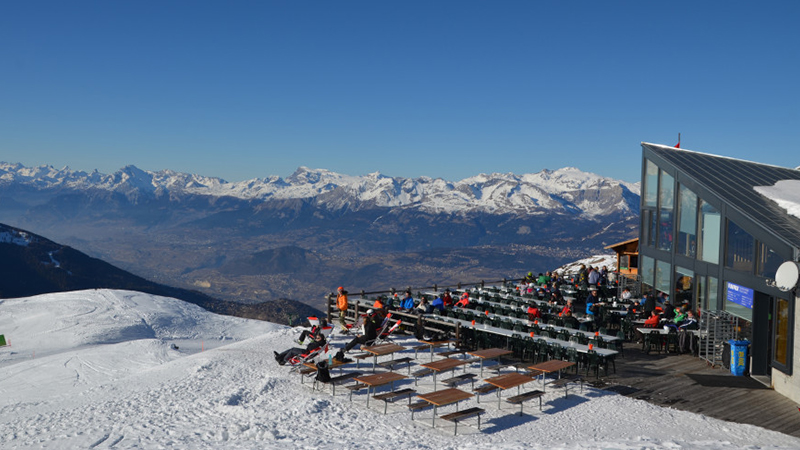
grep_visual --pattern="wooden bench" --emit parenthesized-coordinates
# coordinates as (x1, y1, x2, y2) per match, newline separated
(413, 342, 450, 359)
(320, 371, 363, 395)
(298, 366, 316, 384)
(506, 389, 545, 415)
(488, 360, 525, 374)
(408, 400, 434, 420)
(472, 384, 498, 403)
(441, 373, 476, 389)
(440, 407, 486, 435)
(377, 356, 414, 373)
(548, 374, 584, 398)
(353, 353, 372, 369)
(346, 382, 368, 400)
(438, 349, 465, 358)
(373, 388, 417, 414)
(411, 368, 434, 385)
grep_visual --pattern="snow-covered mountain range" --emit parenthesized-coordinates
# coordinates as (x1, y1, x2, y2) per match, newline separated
(0, 162, 640, 217)
(0, 161, 641, 308)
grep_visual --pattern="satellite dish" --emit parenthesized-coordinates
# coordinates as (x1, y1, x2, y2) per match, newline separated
(774, 261, 800, 292)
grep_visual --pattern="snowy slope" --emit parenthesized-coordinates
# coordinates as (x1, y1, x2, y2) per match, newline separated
(1, 290, 798, 450)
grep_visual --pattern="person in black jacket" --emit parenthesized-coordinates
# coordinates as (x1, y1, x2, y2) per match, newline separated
(335, 309, 381, 361)
(274, 330, 327, 365)
(642, 293, 656, 317)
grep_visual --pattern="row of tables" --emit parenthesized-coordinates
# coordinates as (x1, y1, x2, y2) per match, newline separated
(346, 342, 577, 428)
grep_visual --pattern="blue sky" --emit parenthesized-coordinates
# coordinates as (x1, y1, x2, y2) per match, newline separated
(1, 1, 798, 184)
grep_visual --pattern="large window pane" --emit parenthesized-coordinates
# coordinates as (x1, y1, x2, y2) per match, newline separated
(697, 276, 707, 311)
(643, 209, 657, 247)
(640, 255, 655, 295)
(726, 220, 754, 273)
(757, 242, 784, 278)
(698, 199, 721, 264)
(675, 266, 694, 310)
(775, 298, 789, 366)
(644, 160, 658, 207)
(658, 171, 675, 251)
(677, 185, 698, 257)
(708, 276, 718, 310)
(656, 259, 671, 296)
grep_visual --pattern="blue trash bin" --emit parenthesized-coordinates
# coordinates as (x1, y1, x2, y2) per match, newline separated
(728, 340, 749, 376)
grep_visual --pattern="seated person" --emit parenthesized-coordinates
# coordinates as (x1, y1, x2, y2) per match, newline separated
(455, 292, 470, 308)
(399, 291, 415, 310)
(527, 305, 542, 321)
(620, 287, 632, 302)
(373, 296, 387, 313)
(585, 287, 600, 319)
(441, 289, 454, 308)
(562, 310, 579, 329)
(297, 317, 327, 345)
(678, 310, 698, 330)
(560, 299, 573, 316)
(335, 309, 381, 361)
(643, 310, 660, 328)
(416, 297, 432, 314)
(431, 295, 445, 312)
(549, 284, 564, 304)
(274, 329, 327, 366)
(661, 300, 677, 322)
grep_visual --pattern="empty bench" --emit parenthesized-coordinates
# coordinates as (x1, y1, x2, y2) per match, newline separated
(441, 373, 476, 390)
(373, 388, 417, 414)
(548, 374, 584, 398)
(506, 389, 545, 415)
(440, 407, 486, 435)
(319, 371, 362, 395)
(472, 384, 498, 403)
(377, 356, 414, 373)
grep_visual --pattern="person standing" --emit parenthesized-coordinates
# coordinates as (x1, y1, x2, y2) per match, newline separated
(336, 286, 349, 332)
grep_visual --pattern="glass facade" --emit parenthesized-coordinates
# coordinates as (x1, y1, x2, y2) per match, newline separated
(675, 266, 694, 309)
(641, 146, 797, 378)
(640, 255, 654, 295)
(757, 242, 784, 278)
(644, 160, 658, 207)
(698, 199, 721, 264)
(677, 185, 698, 257)
(655, 259, 671, 295)
(658, 170, 674, 251)
(726, 219, 755, 273)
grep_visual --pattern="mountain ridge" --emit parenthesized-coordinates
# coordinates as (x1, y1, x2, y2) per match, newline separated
(0, 162, 640, 217)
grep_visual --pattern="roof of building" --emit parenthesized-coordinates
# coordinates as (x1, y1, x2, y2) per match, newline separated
(604, 238, 639, 250)
(642, 142, 800, 250)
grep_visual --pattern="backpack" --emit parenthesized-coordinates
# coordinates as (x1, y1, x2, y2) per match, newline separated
(315, 360, 331, 383)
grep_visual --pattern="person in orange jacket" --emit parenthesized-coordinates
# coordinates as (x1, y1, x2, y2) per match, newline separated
(336, 286, 349, 332)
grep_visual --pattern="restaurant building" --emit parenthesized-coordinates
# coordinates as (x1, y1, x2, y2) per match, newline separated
(639, 143, 800, 402)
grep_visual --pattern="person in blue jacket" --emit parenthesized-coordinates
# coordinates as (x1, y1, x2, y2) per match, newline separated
(431, 295, 445, 312)
(400, 291, 415, 310)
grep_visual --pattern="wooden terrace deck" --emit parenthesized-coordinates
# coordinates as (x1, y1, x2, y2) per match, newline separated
(598, 343, 800, 438)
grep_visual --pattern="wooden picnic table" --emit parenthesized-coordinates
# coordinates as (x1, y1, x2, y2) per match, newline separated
(416, 387, 474, 428)
(353, 372, 407, 407)
(420, 358, 470, 388)
(361, 343, 406, 371)
(527, 360, 575, 391)
(467, 348, 513, 376)
(483, 372, 536, 409)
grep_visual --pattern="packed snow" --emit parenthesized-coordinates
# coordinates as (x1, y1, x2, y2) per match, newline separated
(1, 289, 799, 450)
(755, 180, 800, 220)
